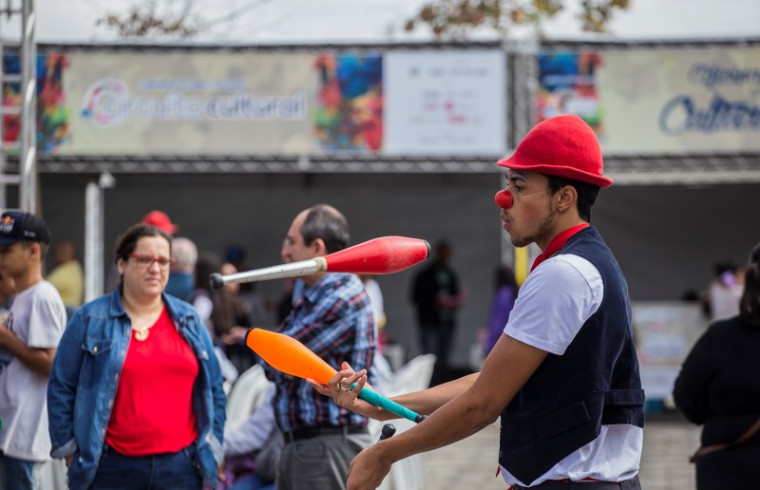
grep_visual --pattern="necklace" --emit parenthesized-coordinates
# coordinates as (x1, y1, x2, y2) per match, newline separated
(122, 296, 164, 342)
(133, 326, 151, 341)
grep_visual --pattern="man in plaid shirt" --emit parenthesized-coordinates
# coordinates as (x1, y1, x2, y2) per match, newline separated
(262, 203, 377, 490)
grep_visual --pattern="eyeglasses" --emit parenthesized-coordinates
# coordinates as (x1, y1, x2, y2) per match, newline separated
(128, 253, 175, 268)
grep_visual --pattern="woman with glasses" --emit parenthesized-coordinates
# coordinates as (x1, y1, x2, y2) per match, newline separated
(47, 223, 226, 490)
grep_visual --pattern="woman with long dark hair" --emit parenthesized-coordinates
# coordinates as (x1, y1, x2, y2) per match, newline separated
(674, 242, 760, 489)
(191, 252, 238, 342)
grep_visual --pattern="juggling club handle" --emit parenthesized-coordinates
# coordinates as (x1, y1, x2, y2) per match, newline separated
(379, 423, 396, 441)
(356, 386, 426, 424)
(209, 273, 224, 290)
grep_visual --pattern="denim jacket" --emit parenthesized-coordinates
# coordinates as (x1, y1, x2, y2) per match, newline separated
(47, 289, 226, 490)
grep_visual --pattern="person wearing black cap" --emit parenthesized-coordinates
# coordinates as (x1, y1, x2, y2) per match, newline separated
(0, 211, 67, 489)
(313, 115, 644, 490)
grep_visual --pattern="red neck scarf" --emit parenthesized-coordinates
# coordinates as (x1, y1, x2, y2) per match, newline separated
(530, 223, 589, 272)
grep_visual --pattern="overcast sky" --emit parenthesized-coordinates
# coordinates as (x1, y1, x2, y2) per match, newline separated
(3, 0, 759, 44)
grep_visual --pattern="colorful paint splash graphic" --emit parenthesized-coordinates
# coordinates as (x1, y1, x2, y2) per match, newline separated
(313, 53, 383, 152)
(536, 51, 604, 138)
(2, 52, 70, 153)
(80, 79, 129, 127)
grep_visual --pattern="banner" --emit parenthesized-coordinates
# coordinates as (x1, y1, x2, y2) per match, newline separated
(383, 50, 506, 155)
(632, 302, 707, 399)
(538, 47, 760, 155)
(60, 52, 319, 155)
(12, 49, 507, 156)
(2, 53, 70, 152)
(312, 53, 383, 152)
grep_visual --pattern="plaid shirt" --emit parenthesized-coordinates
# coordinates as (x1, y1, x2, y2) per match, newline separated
(263, 272, 377, 432)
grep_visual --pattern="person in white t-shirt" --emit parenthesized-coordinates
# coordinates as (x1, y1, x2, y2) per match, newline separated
(0, 211, 67, 490)
(312, 115, 644, 490)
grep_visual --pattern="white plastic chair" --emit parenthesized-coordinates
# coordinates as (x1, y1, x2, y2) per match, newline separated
(382, 354, 436, 490)
(37, 458, 67, 490)
(388, 354, 436, 396)
(224, 364, 273, 435)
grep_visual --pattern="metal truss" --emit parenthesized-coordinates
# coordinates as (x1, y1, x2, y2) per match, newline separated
(36, 154, 501, 174)
(0, 0, 37, 212)
(31, 152, 760, 185)
(605, 153, 760, 185)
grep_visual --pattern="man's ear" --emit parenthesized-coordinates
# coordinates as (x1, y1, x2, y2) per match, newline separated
(29, 242, 41, 259)
(310, 238, 327, 256)
(555, 185, 577, 212)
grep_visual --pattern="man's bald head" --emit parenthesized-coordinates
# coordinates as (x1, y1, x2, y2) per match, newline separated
(172, 237, 198, 273)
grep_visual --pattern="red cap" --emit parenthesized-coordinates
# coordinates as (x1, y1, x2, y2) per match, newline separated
(142, 210, 178, 234)
(497, 115, 613, 188)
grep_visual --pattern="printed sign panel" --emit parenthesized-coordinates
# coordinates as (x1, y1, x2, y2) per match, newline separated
(538, 47, 760, 155)
(59, 52, 319, 155)
(9, 50, 385, 155)
(312, 53, 383, 152)
(632, 302, 708, 399)
(383, 50, 507, 156)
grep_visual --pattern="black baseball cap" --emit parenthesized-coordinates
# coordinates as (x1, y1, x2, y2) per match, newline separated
(0, 211, 51, 246)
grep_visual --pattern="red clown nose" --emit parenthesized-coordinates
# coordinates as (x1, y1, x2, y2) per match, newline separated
(494, 189, 513, 209)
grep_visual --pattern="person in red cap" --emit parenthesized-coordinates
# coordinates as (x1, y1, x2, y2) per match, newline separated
(142, 210, 178, 235)
(312, 115, 644, 490)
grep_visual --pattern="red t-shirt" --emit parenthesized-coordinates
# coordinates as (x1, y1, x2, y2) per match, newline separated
(105, 306, 199, 455)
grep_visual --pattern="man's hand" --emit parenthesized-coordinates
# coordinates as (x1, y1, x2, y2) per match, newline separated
(0, 322, 14, 347)
(65, 454, 74, 467)
(218, 461, 226, 483)
(220, 326, 247, 345)
(0, 325, 56, 375)
(436, 287, 469, 310)
(346, 445, 392, 490)
(308, 362, 387, 420)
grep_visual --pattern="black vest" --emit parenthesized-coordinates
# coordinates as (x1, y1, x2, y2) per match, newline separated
(498, 227, 644, 485)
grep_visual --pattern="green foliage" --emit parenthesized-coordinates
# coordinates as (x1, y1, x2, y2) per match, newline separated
(405, 0, 631, 39)
(96, 0, 631, 39)
(96, 0, 202, 38)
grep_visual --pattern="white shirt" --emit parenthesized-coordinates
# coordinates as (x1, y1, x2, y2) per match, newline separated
(224, 385, 276, 457)
(0, 281, 67, 461)
(501, 254, 642, 486)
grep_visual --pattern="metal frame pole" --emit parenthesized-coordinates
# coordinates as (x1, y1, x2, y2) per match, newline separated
(84, 180, 103, 302)
(19, 0, 36, 213)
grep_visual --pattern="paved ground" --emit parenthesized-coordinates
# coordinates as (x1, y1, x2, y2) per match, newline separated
(419, 412, 700, 489)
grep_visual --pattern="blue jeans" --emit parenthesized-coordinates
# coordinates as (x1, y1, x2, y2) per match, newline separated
(418, 323, 454, 368)
(90, 444, 202, 489)
(0, 452, 41, 490)
(229, 473, 275, 490)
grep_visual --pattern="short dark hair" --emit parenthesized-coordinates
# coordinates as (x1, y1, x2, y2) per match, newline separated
(547, 175, 600, 222)
(495, 264, 519, 292)
(17, 240, 48, 260)
(114, 224, 172, 264)
(740, 243, 760, 328)
(300, 204, 350, 254)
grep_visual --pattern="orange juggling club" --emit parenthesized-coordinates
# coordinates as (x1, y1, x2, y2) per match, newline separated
(246, 328, 425, 423)
(210, 236, 430, 289)
(247, 328, 336, 385)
